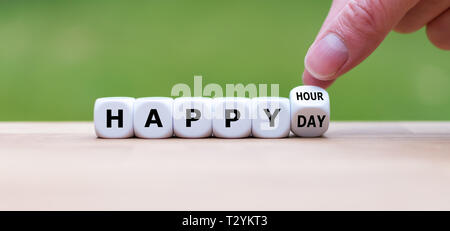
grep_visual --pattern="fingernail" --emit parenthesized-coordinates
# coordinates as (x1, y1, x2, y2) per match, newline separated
(304, 33, 348, 80)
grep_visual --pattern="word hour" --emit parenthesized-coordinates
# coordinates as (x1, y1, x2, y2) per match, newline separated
(94, 86, 330, 138)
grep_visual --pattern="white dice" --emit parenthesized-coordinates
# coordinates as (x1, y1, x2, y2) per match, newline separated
(251, 97, 290, 138)
(212, 97, 251, 138)
(173, 97, 213, 138)
(94, 86, 331, 139)
(94, 97, 135, 138)
(290, 86, 330, 137)
(134, 97, 173, 138)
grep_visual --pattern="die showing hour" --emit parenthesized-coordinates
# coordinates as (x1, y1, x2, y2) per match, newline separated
(289, 86, 330, 137)
(212, 97, 251, 138)
(251, 97, 290, 138)
(94, 97, 135, 138)
(173, 97, 213, 138)
(134, 97, 173, 138)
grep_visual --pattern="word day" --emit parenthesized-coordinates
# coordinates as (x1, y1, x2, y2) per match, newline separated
(94, 86, 330, 138)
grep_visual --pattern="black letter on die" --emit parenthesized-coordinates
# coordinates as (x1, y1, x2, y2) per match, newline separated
(186, 109, 201, 127)
(107, 109, 123, 128)
(297, 115, 306, 127)
(317, 115, 326, 127)
(145, 109, 163, 127)
(263, 109, 281, 127)
(225, 109, 240, 127)
(318, 92, 324, 100)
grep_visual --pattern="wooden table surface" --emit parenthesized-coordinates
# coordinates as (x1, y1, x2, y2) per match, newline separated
(1, 122, 450, 211)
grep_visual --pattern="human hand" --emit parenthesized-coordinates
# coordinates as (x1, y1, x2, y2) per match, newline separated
(302, 0, 450, 89)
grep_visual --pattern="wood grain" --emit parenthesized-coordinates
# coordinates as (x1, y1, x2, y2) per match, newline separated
(1, 122, 450, 210)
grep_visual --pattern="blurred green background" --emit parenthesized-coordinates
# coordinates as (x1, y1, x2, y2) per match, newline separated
(0, 0, 449, 121)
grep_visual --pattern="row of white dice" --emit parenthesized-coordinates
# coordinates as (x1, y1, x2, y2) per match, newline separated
(94, 86, 330, 138)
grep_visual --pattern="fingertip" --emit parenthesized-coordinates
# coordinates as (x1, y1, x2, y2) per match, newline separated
(393, 25, 418, 34)
(426, 9, 450, 50)
(302, 71, 335, 89)
(304, 33, 349, 81)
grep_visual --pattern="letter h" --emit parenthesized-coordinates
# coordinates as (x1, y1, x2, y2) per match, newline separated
(106, 109, 123, 128)
(296, 92, 303, 101)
